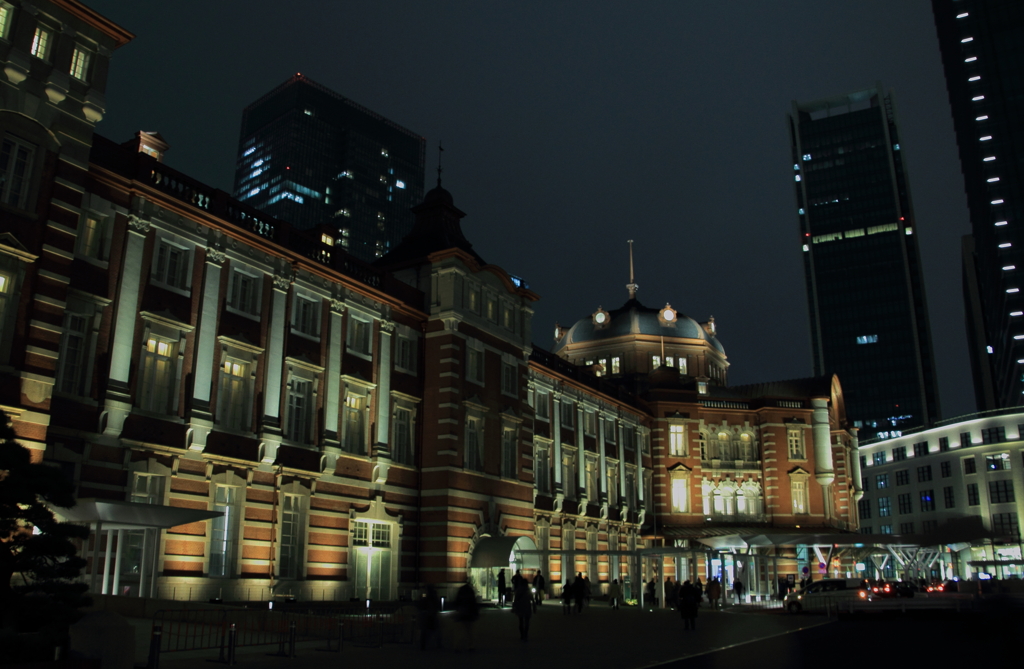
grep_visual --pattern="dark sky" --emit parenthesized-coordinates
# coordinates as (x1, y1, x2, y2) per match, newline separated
(85, 1, 975, 421)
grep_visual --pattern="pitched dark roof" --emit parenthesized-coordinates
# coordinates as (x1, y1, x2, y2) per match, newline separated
(375, 183, 485, 269)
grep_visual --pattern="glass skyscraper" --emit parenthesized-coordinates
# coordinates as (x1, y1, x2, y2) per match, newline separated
(932, 0, 1024, 410)
(789, 85, 941, 438)
(233, 74, 425, 261)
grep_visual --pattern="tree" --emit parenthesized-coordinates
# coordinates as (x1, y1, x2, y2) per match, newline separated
(0, 411, 90, 662)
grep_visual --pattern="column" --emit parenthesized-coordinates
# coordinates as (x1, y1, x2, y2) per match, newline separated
(618, 423, 627, 510)
(371, 320, 394, 485)
(636, 428, 645, 507)
(112, 529, 124, 597)
(322, 300, 345, 443)
(100, 530, 111, 594)
(598, 412, 609, 510)
(552, 396, 562, 493)
(191, 249, 225, 410)
(811, 398, 834, 486)
(576, 406, 585, 501)
(849, 427, 863, 501)
(260, 272, 290, 464)
(137, 525, 147, 598)
(89, 521, 102, 593)
(103, 216, 149, 436)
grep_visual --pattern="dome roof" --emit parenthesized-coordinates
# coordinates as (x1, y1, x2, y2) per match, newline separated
(422, 183, 454, 206)
(553, 298, 725, 354)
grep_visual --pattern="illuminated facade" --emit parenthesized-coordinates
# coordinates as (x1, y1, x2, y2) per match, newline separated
(856, 409, 1024, 579)
(789, 85, 941, 438)
(232, 74, 425, 262)
(932, 0, 1024, 411)
(2, 0, 860, 605)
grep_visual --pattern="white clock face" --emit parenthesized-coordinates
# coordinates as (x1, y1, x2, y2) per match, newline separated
(595, 312, 607, 324)
(663, 309, 676, 321)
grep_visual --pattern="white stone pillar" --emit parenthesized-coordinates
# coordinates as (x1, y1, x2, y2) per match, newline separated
(576, 406, 586, 500)
(618, 423, 627, 509)
(103, 216, 149, 436)
(849, 427, 863, 501)
(323, 300, 345, 441)
(112, 529, 124, 596)
(89, 521, 102, 593)
(811, 398, 835, 486)
(137, 526, 147, 598)
(191, 248, 225, 408)
(552, 396, 563, 491)
(100, 530, 111, 594)
(598, 413, 608, 504)
(375, 320, 394, 449)
(261, 273, 290, 464)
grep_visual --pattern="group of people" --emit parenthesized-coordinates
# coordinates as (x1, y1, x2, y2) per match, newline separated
(645, 576, 740, 610)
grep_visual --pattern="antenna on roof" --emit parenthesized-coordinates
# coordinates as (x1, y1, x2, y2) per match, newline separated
(626, 240, 638, 299)
(437, 140, 444, 187)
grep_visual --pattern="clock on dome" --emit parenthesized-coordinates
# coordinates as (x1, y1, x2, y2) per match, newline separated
(660, 304, 677, 325)
(593, 308, 610, 328)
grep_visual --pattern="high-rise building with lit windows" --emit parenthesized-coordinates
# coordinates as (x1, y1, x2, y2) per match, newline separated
(932, 1, 1024, 410)
(789, 85, 941, 438)
(232, 74, 425, 261)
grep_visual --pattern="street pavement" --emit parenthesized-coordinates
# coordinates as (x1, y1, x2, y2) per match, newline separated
(139, 600, 834, 669)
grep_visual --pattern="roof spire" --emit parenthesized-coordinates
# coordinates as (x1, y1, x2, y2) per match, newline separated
(436, 140, 444, 187)
(626, 239, 638, 299)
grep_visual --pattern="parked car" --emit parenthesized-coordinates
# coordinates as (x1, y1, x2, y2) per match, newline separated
(785, 578, 871, 613)
(869, 580, 917, 598)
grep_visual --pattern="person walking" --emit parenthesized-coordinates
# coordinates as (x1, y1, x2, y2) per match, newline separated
(734, 577, 745, 603)
(694, 577, 704, 607)
(454, 580, 479, 651)
(574, 573, 586, 613)
(418, 585, 441, 650)
(583, 574, 592, 609)
(608, 578, 622, 610)
(645, 578, 656, 608)
(533, 570, 546, 607)
(512, 579, 533, 641)
(497, 568, 507, 608)
(678, 580, 699, 630)
(665, 577, 676, 610)
(561, 580, 573, 616)
(707, 577, 721, 610)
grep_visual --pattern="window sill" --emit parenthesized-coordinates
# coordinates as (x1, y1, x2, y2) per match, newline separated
(225, 305, 261, 321)
(290, 328, 320, 342)
(346, 348, 372, 362)
(150, 280, 191, 298)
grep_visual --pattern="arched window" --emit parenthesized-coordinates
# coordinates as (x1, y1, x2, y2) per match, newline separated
(717, 432, 732, 460)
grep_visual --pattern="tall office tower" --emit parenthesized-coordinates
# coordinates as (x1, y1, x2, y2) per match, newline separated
(932, 1, 1024, 410)
(789, 85, 941, 438)
(233, 74, 425, 261)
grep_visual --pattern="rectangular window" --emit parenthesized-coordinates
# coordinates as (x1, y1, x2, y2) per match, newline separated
(217, 358, 251, 431)
(584, 411, 596, 436)
(466, 417, 483, 472)
(342, 394, 366, 454)
(873, 451, 886, 466)
(960, 431, 972, 448)
(229, 269, 260, 315)
(860, 526, 872, 535)
(669, 425, 686, 456)
(940, 461, 951, 478)
(878, 497, 891, 517)
(139, 336, 177, 413)
(70, 47, 91, 80)
(880, 525, 892, 535)
(153, 240, 189, 289)
(896, 469, 909, 486)
(938, 437, 949, 452)
(919, 490, 935, 512)
(607, 466, 618, 507)
(563, 450, 577, 500)
(535, 391, 550, 420)
(347, 317, 372, 355)
(792, 480, 808, 514)
(989, 480, 1015, 504)
(861, 477, 870, 492)
(892, 446, 906, 461)
(501, 427, 517, 478)
(875, 473, 889, 489)
(963, 457, 977, 475)
(981, 426, 1006, 444)
(293, 295, 319, 336)
(57, 313, 89, 395)
(0, 4, 12, 40)
(286, 378, 313, 443)
(967, 483, 980, 506)
(991, 512, 1020, 538)
(395, 336, 416, 374)
(900, 522, 914, 534)
(501, 356, 517, 396)
(79, 214, 107, 260)
(917, 465, 932, 482)
(278, 495, 302, 579)
(351, 520, 368, 546)
(858, 498, 871, 520)
(585, 454, 599, 500)
(30, 26, 50, 60)
(897, 493, 913, 514)
(393, 407, 413, 465)
(671, 477, 688, 513)
(210, 485, 238, 577)
(788, 429, 805, 459)
(486, 296, 496, 321)
(1, 135, 34, 209)
(913, 442, 928, 457)
(605, 417, 617, 442)
(944, 486, 955, 509)
(467, 340, 484, 385)
(535, 446, 550, 494)
(611, 357, 621, 374)
(922, 520, 938, 533)
(986, 453, 1011, 471)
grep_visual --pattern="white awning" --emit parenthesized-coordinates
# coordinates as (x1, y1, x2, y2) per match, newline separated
(53, 498, 222, 530)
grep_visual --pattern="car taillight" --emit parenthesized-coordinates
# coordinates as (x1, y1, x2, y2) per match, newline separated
(859, 591, 866, 599)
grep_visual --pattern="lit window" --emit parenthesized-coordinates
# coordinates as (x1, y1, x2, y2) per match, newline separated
(856, 334, 879, 344)
(973, 95, 985, 101)
(961, 37, 974, 43)
(970, 76, 981, 82)
(802, 153, 811, 161)
(671, 476, 688, 513)
(70, 47, 91, 81)
(30, 27, 51, 60)
(79, 214, 107, 260)
(1011, 312, 1023, 317)
(228, 269, 261, 315)
(139, 336, 177, 413)
(395, 180, 405, 189)
(342, 394, 366, 454)
(0, 4, 11, 40)
(669, 425, 686, 456)
(795, 175, 801, 182)
(966, 57, 978, 63)
(218, 357, 251, 431)
(1000, 243, 1012, 248)
(957, 12, 968, 18)
(984, 156, 996, 161)
(792, 480, 808, 514)
(996, 221, 1008, 226)
(1007, 288, 1019, 294)
(611, 357, 621, 374)
(988, 178, 1000, 183)
(992, 199, 1005, 204)
(980, 135, 992, 140)
(153, 240, 190, 289)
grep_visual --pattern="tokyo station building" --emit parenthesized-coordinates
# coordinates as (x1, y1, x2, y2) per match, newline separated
(1, 0, 861, 605)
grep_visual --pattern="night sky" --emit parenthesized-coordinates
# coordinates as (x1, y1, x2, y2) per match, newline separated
(85, 1, 975, 422)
